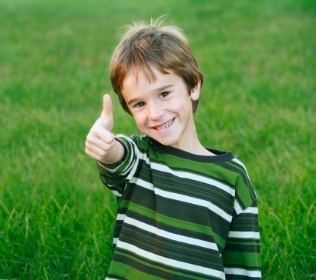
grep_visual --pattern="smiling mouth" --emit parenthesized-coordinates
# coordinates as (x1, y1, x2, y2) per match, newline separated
(155, 118, 175, 131)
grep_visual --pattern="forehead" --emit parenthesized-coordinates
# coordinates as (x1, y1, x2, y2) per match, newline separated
(122, 66, 172, 89)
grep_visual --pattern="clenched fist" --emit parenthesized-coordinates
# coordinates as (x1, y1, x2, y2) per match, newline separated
(85, 94, 124, 164)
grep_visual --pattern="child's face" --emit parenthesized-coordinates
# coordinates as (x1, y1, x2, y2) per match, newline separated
(121, 67, 201, 151)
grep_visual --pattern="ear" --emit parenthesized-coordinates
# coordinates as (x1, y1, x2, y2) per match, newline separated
(190, 80, 201, 101)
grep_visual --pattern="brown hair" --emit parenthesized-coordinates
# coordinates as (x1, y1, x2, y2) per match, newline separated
(110, 17, 203, 114)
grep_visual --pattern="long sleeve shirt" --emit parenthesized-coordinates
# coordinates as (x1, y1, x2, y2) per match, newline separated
(98, 134, 261, 280)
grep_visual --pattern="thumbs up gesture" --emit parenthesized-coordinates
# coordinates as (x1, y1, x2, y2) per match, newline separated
(85, 94, 124, 164)
(100, 94, 114, 132)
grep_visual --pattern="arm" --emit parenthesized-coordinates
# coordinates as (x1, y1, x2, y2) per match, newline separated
(85, 94, 125, 164)
(97, 135, 141, 195)
(223, 201, 261, 279)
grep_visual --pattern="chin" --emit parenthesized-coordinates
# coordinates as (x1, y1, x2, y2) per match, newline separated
(157, 137, 179, 148)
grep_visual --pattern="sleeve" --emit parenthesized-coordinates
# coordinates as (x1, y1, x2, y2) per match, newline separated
(97, 134, 141, 196)
(222, 201, 261, 279)
(222, 158, 261, 279)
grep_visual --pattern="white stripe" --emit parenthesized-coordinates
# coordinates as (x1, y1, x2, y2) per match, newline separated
(110, 190, 121, 197)
(157, 188, 232, 222)
(231, 158, 259, 197)
(97, 161, 121, 173)
(225, 267, 261, 278)
(130, 178, 232, 222)
(115, 134, 140, 180)
(118, 241, 225, 279)
(228, 231, 260, 239)
(234, 200, 243, 214)
(151, 162, 234, 195)
(244, 207, 258, 214)
(116, 213, 126, 221)
(124, 216, 218, 250)
(232, 158, 248, 175)
(234, 202, 258, 215)
(130, 177, 153, 189)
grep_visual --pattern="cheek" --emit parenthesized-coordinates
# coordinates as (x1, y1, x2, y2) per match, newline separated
(133, 114, 146, 129)
(175, 95, 192, 111)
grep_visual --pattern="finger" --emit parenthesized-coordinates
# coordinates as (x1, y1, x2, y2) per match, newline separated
(85, 146, 108, 162)
(85, 144, 113, 161)
(86, 129, 115, 150)
(87, 119, 114, 140)
(85, 135, 116, 161)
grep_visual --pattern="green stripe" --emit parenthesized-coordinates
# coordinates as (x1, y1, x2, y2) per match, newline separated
(223, 249, 261, 268)
(111, 249, 222, 280)
(127, 202, 227, 248)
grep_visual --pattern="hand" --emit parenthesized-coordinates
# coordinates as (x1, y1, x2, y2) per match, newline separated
(85, 94, 123, 163)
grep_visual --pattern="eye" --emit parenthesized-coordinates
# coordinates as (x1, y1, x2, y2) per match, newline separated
(160, 91, 170, 98)
(134, 101, 145, 108)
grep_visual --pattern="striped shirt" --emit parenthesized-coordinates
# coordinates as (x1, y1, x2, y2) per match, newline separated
(98, 134, 261, 280)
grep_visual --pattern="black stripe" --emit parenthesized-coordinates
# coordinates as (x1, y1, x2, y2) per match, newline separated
(229, 214, 259, 232)
(224, 241, 261, 253)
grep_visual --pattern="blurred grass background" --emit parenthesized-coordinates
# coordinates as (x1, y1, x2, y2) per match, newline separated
(0, 0, 315, 279)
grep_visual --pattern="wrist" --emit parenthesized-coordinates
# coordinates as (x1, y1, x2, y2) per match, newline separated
(100, 139, 125, 164)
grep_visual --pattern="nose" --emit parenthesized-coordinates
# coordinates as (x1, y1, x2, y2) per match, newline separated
(148, 102, 164, 120)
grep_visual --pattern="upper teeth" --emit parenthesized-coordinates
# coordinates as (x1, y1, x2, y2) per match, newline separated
(157, 120, 173, 131)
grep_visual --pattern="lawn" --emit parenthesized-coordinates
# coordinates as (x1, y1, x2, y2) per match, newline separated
(0, 0, 315, 279)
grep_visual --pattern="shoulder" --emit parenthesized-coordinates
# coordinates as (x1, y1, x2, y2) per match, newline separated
(228, 157, 258, 212)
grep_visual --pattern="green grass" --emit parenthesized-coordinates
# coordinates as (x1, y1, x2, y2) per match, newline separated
(0, 0, 315, 279)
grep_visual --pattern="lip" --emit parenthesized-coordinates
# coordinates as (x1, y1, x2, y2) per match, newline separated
(153, 118, 175, 131)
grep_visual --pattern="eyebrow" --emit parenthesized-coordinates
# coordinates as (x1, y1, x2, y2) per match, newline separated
(126, 85, 173, 106)
(155, 84, 173, 93)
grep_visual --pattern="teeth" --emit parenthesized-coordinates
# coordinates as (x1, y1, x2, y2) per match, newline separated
(156, 119, 173, 131)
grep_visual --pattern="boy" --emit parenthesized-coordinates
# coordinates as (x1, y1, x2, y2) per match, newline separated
(85, 18, 261, 280)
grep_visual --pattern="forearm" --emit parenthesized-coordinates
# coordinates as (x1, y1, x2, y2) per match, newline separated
(97, 135, 140, 194)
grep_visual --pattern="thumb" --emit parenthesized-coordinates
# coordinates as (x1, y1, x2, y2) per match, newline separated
(100, 94, 114, 131)
(101, 94, 113, 117)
